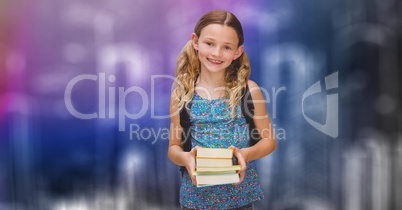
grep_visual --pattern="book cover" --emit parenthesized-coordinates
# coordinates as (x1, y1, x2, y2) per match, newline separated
(196, 165, 241, 173)
(196, 148, 233, 158)
(196, 158, 233, 167)
(196, 172, 240, 187)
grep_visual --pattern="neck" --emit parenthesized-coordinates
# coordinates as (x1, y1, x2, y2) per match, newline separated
(197, 70, 226, 88)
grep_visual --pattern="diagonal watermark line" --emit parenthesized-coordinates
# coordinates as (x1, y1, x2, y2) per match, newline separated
(302, 71, 338, 138)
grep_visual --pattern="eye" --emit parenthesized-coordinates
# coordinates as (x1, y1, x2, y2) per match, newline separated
(225, 46, 232, 50)
(205, 42, 213, 46)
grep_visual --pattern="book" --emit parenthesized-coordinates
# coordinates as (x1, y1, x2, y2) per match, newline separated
(196, 165, 241, 173)
(196, 148, 234, 167)
(197, 148, 233, 158)
(195, 148, 240, 187)
(195, 172, 239, 187)
(196, 158, 233, 167)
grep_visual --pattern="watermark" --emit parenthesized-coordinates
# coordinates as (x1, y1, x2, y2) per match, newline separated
(129, 122, 285, 144)
(64, 72, 339, 143)
(63, 73, 182, 129)
(129, 124, 170, 144)
(64, 73, 286, 130)
(302, 71, 338, 138)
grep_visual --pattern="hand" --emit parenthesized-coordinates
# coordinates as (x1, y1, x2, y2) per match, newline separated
(185, 146, 199, 186)
(228, 145, 248, 186)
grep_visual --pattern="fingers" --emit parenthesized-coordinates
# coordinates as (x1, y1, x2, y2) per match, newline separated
(190, 146, 200, 156)
(190, 170, 197, 185)
(228, 146, 238, 161)
(234, 170, 245, 186)
(186, 161, 197, 185)
(234, 161, 246, 186)
(228, 145, 247, 170)
(187, 147, 199, 186)
(229, 145, 247, 187)
(228, 145, 236, 151)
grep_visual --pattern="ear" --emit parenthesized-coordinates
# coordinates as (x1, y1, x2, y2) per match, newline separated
(233, 45, 244, 60)
(191, 33, 199, 51)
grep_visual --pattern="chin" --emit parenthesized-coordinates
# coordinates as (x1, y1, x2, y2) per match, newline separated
(203, 64, 230, 73)
(205, 67, 227, 73)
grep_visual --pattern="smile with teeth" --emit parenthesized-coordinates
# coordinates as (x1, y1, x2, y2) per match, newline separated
(207, 58, 223, 64)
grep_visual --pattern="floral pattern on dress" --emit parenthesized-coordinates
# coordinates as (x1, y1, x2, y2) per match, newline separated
(179, 92, 265, 210)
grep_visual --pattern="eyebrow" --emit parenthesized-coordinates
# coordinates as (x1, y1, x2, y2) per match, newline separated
(203, 37, 236, 46)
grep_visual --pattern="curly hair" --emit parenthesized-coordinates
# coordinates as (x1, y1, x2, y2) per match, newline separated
(174, 9, 251, 116)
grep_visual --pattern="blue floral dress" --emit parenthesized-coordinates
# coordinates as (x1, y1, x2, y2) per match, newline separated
(180, 92, 265, 209)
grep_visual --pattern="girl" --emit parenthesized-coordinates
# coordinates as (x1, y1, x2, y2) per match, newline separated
(168, 9, 277, 210)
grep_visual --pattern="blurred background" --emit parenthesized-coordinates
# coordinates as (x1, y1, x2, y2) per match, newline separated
(0, 0, 401, 209)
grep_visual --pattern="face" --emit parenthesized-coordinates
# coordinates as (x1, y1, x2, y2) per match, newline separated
(192, 24, 244, 74)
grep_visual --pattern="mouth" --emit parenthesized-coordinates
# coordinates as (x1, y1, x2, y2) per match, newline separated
(207, 58, 223, 64)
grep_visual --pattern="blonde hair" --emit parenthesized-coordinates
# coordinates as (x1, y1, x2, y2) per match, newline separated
(174, 10, 251, 116)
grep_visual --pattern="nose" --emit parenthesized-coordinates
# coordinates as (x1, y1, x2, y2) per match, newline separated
(211, 47, 222, 57)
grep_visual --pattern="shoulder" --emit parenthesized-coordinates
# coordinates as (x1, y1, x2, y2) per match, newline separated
(247, 80, 263, 99)
(246, 80, 269, 118)
(170, 85, 179, 102)
(247, 80, 259, 90)
(170, 83, 181, 112)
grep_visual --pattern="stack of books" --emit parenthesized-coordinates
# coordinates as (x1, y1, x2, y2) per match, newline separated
(194, 148, 241, 187)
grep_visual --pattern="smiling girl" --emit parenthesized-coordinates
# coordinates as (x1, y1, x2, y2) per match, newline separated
(168, 9, 277, 209)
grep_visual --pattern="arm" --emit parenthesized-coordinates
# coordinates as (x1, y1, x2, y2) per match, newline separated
(240, 80, 277, 162)
(167, 88, 197, 185)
